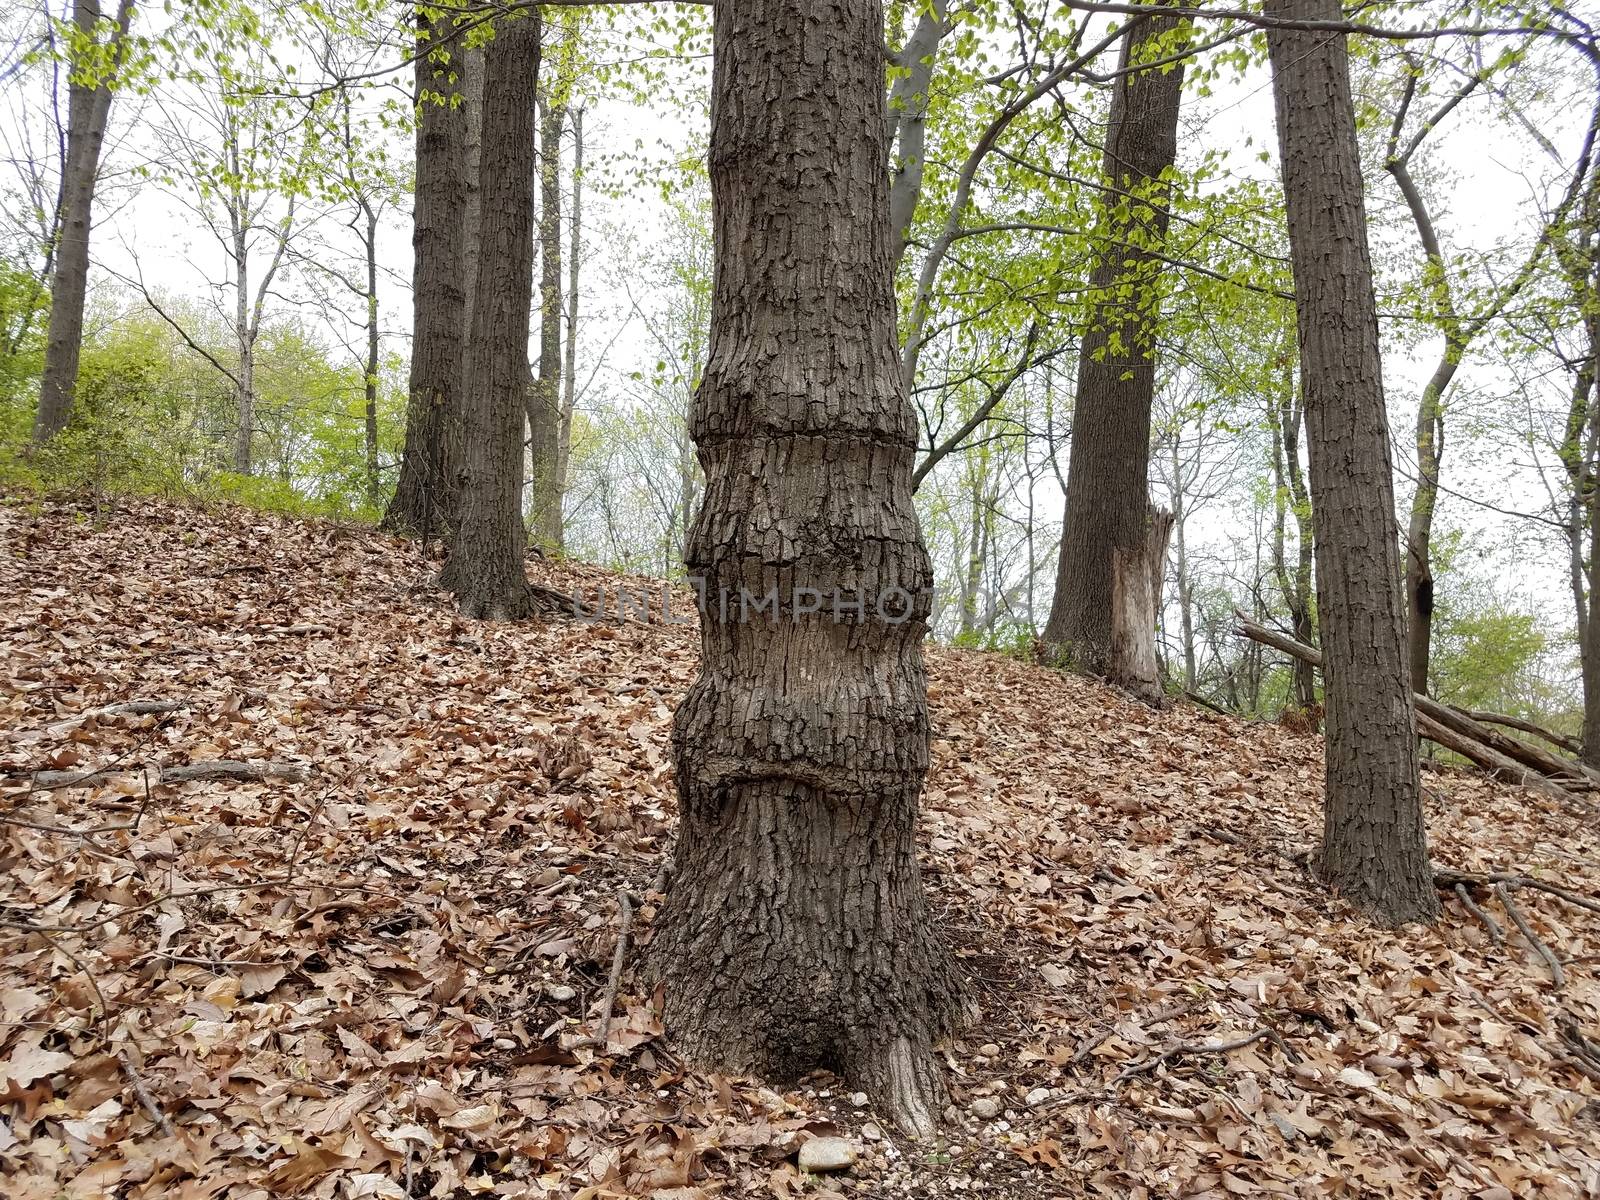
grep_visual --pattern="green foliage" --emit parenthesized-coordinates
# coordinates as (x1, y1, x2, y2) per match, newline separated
(0, 293, 401, 522)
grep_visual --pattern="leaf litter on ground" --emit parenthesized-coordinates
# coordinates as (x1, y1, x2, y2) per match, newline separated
(1, 493, 1599, 1198)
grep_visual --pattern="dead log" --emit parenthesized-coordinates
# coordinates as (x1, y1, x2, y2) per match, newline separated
(1413, 712, 1579, 807)
(1449, 707, 1583, 760)
(1235, 617, 1589, 806)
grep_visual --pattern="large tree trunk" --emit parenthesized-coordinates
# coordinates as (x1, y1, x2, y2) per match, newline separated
(33, 0, 133, 444)
(650, 0, 963, 1137)
(528, 93, 565, 553)
(1042, 7, 1187, 703)
(438, 12, 542, 618)
(1266, 0, 1437, 925)
(384, 18, 468, 539)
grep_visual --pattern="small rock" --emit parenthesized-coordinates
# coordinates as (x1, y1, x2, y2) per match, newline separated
(861, 1122, 884, 1142)
(849, 1091, 869, 1108)
(1025, 1087, 1052, 1108)
(970, 1097, 1002, 1120)
(977, 1043, 1000, 1058)
(546, 984, 576, 1002)
(798, 1136, 857, 1174)
(492, 1037, 517, 1051)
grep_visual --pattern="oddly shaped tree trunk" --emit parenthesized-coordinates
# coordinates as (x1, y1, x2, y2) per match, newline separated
(1042, 6, 1187, 703)
(33, 0, 134, 443)
(385, 17, 467, 538)
(439, 11, 541, 618)
(650, 0, 963, 1138)
(1266, 0, 1437, 925)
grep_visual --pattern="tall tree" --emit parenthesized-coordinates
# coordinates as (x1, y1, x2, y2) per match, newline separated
(438, 10, 544, 618)
(530, 89, 564, 551)
(650, 0, 963, 1136)
(32, 0, 134, 443)
(385, 16, 467, 537)
(1041, 6, 1187, 703)
(1266, 0, 1437, 924)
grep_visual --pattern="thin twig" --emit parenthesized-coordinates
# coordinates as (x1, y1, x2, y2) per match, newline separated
(1454, 883, 1505, 945)
(117, 1049, 176, 1137)
(573, 889, 635, 1050)
(1115, 1028, 1293, 1084)
(1496, 883, 1566, 989)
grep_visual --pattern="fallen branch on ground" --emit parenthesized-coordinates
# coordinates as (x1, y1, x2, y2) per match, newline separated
(1114, 1028, 1297, 1083)
(1235, 616, 1594, 807)
(11, 759, 311, 790)
(572, 889, 637, 1051)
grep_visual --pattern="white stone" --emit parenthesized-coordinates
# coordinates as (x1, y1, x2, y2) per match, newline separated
(977, 1043, 1000, 1057)
(1026, 1087, 1052, 1108)
(969, 1097, 1002, 1119)
(798, 1137, 857, 1174)
(546, 984, 576, 1002)
(849, 1091, 869, 1108)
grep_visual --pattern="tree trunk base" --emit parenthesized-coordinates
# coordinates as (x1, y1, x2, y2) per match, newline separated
(651, 777, 966, 1138)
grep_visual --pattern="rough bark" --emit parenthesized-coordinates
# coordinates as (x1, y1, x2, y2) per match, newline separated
(529, 92, 565, 553)
(438, 11, 542, 619)
(1267, 0, 1437, 925)
(384, 19, 467, 538)
(34, 0, 134, 443)
(1042, 7, 1186, 703)
(650, 0, 963, 1137)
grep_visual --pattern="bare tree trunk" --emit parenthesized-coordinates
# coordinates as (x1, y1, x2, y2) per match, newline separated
(650, 0, 963, 1137)
(33, 0, 134, 443)
(231, 206, 254, 475)
(887, 0, 947, 268)
(1266, 0, 1437, 925)
(529, 92, 565, 552)
(438, 11, 542, 618)
(385, 17, 467, 537)
(558, 106, 583, 528)
(1042, 6, 1187, 703)
(1270, 359, 1318, 715)
(362, 199, 381, 505)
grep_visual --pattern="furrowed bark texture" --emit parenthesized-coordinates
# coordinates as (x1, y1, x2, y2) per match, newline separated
(385, 18, 467, 538)
(439, 12, 541, 618)
(1042, 8, 1186, 702)
(34, 0, 134, 443)
(651, 0, 963, 1137)
(1266, 0, 1438, 925)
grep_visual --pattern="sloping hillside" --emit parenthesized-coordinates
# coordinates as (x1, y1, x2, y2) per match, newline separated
(3, 493, 1599, 1199)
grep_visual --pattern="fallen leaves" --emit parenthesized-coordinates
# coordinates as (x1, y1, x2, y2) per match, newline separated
(1, 494, 1599, 1198)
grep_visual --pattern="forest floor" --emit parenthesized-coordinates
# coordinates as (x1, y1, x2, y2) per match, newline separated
(3, 493, 1600, 1200)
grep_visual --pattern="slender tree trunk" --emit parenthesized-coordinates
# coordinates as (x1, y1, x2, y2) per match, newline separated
(232, 211, 254, 475)
(557, 106, 583, 527)
(529, 93, 565, 552)
(1266, 0, 1437, 925)
(438, 11, 542, 617)
(363, 200, 381, 506)
(650, 0, 963, 1137)
(1271, 359, 1318, 715)
(1042, 7, 1187, 703)
(385, 18, 468, 538)
(1168, 436, 1196, 690)
(33, 0, 134, 443)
